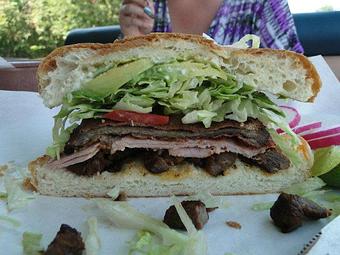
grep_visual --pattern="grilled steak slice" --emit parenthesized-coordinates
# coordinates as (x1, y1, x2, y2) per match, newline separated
(163, 201, 209, 230)
(203, 152, 237, 176)
(270, 193, 332, 233)
(143, 150, 184, 174)
(67, 117, 271, 149)
(240, 149, 290, 173)
(44, 224, 84, 255)
(66, 151, 113, 176)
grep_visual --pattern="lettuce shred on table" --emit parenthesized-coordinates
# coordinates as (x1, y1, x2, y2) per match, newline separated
(4, 175, 36, 211)
(85, 217, 101, 255)
(0, 215, 21, 228)
(106, 186, 120, 200)
(251, 202, 274, 211)
(177, 190, 227, 209)
(96, 199, 207, 255)
(22, 231, 43, 255)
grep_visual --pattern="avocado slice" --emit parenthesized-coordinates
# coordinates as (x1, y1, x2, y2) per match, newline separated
(80, 58, 154, 97)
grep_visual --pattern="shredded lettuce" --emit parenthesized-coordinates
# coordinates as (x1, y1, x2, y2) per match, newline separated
(106, 186, 120, 200)
(96, 199, 207, 255)
(0, 215, 21, 228)
(22, 232, 43, 255)
(251, 177, 327, 211)
(0, 192, 7, 200)
(4, 175, 36, 211)
(46, 102, 111, 158)
(177, 190, 227, 209)
(231, 34, 261, 48)
(267, 129, 304, 167)
(128, 230, 181, 255)
(282, 177, 326, 196)
(251, 202, 274, 211)
(85, 217, 101, 255)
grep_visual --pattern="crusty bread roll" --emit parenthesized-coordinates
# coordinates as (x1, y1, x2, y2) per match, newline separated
(29, 152, 311, 197)
(30, 33, 320, 197)
(38, 33, 321, 108)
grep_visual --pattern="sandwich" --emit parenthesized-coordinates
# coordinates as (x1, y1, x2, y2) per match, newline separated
(28, 33, 321, 197)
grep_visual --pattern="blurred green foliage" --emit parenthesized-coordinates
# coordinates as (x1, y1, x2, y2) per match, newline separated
(0, 0, 120, 58)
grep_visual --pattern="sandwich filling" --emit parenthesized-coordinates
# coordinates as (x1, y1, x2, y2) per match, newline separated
(46, 116, 290, 177)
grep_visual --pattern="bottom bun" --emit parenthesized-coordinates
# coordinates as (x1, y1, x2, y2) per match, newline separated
(29, 155, 310, 197)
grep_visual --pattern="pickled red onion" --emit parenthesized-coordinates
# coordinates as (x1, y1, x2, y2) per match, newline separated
(277, 106, 301, 133)
(303, 126, 340, 141)
(307, 133, 340, 150)
(293, 122, 322, 134)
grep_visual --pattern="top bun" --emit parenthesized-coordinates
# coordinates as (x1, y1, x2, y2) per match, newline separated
(37, 33, 321, 108)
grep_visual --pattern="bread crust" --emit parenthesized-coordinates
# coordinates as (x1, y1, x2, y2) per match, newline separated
(37, 33, 321, 101)
(28, 154, 311, 197)
(230, 48, 321, 102)
(37, 33, 221, 92)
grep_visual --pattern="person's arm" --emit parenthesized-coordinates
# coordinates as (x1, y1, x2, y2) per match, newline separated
(119, 0, 155, 38)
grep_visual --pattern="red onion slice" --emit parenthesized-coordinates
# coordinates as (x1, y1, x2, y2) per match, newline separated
(307, 133, 340, 150)
(277, 105, 301, 133)
(293, 122, 322, 134)
(303, 126, 340, 141)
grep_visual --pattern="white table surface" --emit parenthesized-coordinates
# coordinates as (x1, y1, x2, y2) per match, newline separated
(0, 56, 339, 255)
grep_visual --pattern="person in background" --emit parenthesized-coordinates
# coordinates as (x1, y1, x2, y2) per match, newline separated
(119, 0, 303, 53)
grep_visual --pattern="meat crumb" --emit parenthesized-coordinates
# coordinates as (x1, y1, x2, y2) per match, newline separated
(270, 192, 332, 233)
(44, 224, 85, 255)
(225, 221, 242, 229)
(115, 192, 128, 201)
(163, 201, 209, 230)
(206, 207, 218, 213)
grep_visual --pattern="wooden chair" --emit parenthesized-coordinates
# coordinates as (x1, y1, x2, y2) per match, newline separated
(0, 60, 40, 91)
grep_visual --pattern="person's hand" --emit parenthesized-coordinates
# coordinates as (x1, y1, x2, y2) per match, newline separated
(119, 0, 155, 38)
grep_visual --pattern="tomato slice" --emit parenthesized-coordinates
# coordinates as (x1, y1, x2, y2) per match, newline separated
(102, 110, 169, 126)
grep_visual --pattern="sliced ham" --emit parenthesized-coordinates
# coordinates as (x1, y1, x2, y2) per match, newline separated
(110, 136, 270, 158)
(47, 143, 101, 169)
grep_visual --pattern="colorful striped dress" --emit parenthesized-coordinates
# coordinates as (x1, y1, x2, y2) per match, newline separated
(152, 0, 303, 53)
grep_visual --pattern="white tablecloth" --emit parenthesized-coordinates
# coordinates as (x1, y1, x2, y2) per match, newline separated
(0, 56, 339, 255)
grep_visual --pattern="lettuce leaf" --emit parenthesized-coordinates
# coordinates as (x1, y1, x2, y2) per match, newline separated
(4, 175, 36, 211)
(22, 232, 43, 255)
(311, 146, 340, 177)
(282, 177, 326, 196)
(0, 215, 21, 228)
(85, 217, 101, 255)
(128, 230, 181, 255)
(251, 202, 274, 211)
